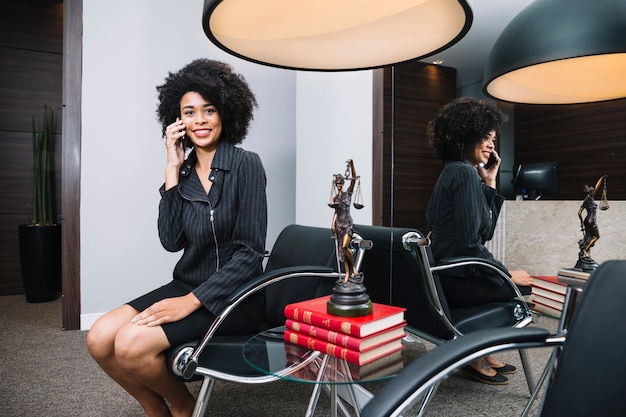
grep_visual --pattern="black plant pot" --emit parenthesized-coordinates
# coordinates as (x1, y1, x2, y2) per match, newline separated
(18, 224, 61, 303)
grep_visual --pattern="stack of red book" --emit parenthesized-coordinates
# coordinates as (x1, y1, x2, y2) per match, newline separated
(531, 275, 567, 318)
(283, 295, 406, 365)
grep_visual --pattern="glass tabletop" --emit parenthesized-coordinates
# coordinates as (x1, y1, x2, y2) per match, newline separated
(242, 326, 427, 385)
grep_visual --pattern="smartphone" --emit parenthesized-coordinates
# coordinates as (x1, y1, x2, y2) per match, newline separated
(484, 153, 497, 169)
(176, 120, 189, 148)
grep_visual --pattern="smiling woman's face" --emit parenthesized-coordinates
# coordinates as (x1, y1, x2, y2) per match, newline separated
(468, 129, 496, 166)
(179, 91, 222, 151)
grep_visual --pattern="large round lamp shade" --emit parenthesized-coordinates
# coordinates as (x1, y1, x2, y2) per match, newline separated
(483, 0, 626, 104)
(202, 0, 473, 71)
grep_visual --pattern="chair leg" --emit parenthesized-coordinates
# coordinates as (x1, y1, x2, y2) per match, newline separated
(415, 382, 441, 417)
(520, 346, 559, 417)
(518, 349, 536, 395)
(192, 376, 216, 417)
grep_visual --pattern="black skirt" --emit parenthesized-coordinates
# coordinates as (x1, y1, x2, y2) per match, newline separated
(128, 279, 266, 346)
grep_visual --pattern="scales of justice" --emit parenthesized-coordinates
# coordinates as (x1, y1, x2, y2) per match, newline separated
(326, 159, 373, 317)
(575, 175, 609, 272)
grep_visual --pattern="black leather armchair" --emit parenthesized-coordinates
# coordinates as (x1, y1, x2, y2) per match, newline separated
(167, 224, 343, 417)
(361, 260, 626, 417)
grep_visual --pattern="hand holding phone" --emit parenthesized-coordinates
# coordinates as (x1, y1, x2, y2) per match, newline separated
(484, 153, 498, 169)
(169, 117, 187, 148)
(477, 151, 499, 189)
(176, 134, 188, 148)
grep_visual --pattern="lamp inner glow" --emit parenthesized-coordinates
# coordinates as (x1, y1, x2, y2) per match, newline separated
(486, 54, 626, 104)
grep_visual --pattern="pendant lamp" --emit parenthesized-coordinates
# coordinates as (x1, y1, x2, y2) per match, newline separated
(483, 0, 626, 104)
(202, 0, 472, 71)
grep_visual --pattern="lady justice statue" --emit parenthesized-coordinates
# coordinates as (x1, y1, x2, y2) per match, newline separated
(576, 175, 609, 272)
(327, 159, 372, 316)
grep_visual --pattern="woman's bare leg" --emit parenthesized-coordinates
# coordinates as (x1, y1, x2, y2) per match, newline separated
(469, 357, 497, 376)
(87, 305, 194, 417)
(484, 355, 506, 369)
(114, 323, 195, 417)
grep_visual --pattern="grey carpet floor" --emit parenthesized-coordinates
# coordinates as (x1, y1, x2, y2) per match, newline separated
(0, 295, 557, 416)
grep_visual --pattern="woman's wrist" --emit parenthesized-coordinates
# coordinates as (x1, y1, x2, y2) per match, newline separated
(164, 166, 180, 190)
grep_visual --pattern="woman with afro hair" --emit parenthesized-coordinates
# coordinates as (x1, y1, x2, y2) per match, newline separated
(426, 97, 533, 386)
(87, 59, 267, 417)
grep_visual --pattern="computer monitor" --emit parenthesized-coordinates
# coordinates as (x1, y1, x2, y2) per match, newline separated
(512, 162, 559, 199)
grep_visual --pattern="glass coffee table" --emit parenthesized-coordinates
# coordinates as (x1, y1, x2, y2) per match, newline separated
(242, 326, 426, 417)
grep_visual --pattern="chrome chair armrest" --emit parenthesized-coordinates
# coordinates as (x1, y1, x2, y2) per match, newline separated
(361, 327, 558, 417)
(434, 256, 527, 301)
(401, 231, 532, 339)
(172, 266, 339, 380)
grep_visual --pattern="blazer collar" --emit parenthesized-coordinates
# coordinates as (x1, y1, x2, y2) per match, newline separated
(179, 140, 235, 177)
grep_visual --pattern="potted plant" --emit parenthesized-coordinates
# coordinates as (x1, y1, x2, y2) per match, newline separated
(18, 105, 61, 303)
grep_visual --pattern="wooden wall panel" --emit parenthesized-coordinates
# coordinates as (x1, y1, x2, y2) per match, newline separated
(515, 99, 626, 201)
(0, 47, 63, 132)
(0, 0, 63, 296)
(0, 214, 26, 294)
(0, 132, 33, 218)
(61, 0, 82, 329)
(374, 62, 456, 232)
(0, 131, 61, 217)
(0, 0, 63, 53)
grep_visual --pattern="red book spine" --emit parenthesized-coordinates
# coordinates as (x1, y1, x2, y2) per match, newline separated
(283, 329, 403, 366)
(286, 319, 361, 350)
(532, 275, 567, 295)
(532, 299, 562, 318)
(285, 319, 405, 352)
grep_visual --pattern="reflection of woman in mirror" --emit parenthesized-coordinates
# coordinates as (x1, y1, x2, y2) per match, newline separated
(329, 159, 358, 283)
(578, 175, 608, 260)
(426, 97, 533, 386)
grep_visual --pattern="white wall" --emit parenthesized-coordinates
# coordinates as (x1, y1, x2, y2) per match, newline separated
(295, 71, 373, 228)
(80, 0, 373, 329)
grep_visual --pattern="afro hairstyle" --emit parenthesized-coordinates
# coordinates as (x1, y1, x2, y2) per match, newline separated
(156, 59, 257, 145)
(426, 97, 506, 162)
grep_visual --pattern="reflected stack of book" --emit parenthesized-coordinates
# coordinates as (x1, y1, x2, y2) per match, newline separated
(284, 343, 404, 381)
(283, 295, 406, 365)
(531, 275, 567, 318)
(557, 268, 591, 286)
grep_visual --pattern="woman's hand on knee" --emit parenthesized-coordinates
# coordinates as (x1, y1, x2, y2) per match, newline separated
(131, 293, 202, 327)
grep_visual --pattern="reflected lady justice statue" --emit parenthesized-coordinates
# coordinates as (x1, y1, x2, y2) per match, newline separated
(327, 159, 372, 316)
(576, 175, 609, 272)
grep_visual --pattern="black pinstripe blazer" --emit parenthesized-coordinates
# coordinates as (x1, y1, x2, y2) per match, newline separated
(158, 140, 267, 314)
(426, 159, 506, 285)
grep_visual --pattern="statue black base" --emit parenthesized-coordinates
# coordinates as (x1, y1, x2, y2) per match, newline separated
(327, 273, 373, 317)
(575, 255, 599, 272)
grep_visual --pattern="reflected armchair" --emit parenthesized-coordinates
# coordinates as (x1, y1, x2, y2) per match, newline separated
(352, 225, 534, 414)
